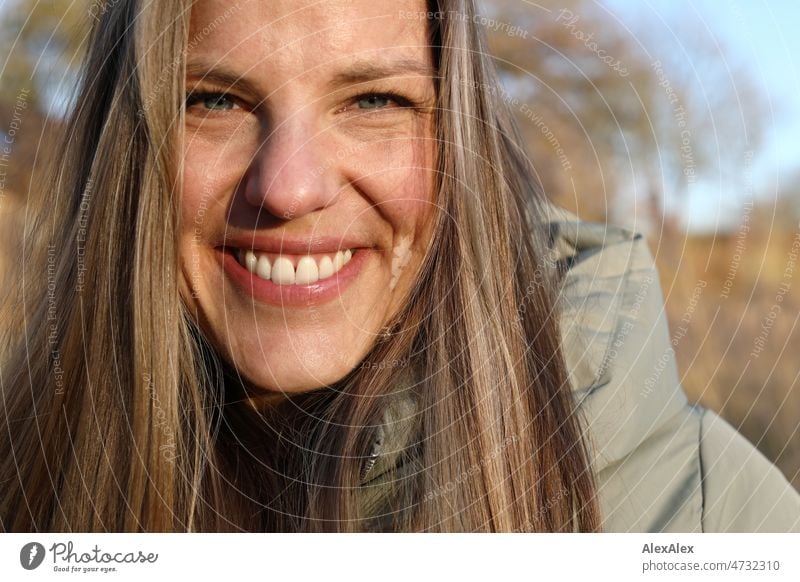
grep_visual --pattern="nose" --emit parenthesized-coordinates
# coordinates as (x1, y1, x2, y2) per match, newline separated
(244, 118, 340, 220)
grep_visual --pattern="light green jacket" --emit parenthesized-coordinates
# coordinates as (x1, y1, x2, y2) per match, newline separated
(358, 207, 800, 532)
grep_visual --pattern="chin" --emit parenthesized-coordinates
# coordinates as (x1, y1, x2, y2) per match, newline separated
(220, 323, 378, 395)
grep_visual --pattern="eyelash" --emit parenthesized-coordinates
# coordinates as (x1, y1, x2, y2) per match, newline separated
(344, 91, 416, 112)
(184, 91, 239, 111)
(184, 90, 416, 113)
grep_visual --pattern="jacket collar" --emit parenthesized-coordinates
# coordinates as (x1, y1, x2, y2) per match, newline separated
(359, 206, 688, 483)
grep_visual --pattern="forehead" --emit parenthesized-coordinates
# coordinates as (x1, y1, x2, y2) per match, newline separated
(188, 0, 433, 74)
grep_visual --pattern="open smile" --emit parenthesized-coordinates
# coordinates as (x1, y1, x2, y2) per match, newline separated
(234, 248, 356, 285)
(217, 243, 371, 307)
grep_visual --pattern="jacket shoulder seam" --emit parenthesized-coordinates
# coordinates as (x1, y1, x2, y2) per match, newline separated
(696, 405, 707, 533)
(578, 233, 645, 392)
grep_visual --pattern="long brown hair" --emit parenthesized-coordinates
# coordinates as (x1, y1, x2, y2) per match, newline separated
(0, 0, 600, 532)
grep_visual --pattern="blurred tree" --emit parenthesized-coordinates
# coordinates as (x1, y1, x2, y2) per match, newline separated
(0, 0, 89, 197)
(482, 0, 766, 234)
(0, 0, 88, 110)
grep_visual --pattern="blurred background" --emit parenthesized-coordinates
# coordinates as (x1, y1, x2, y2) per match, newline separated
(0, 1, 798, 490)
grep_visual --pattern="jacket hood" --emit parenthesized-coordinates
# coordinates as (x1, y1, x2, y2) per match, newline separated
(359, 205, 688, 484)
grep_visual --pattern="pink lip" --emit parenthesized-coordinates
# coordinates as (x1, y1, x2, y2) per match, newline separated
(216, 246, 370, 307)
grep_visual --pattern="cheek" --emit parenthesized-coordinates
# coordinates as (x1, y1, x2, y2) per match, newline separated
(346, 133, 436, 232)
(381, 195, 434, 241)
(180, 172, 205, 230)
(178, 146, 233, 299)
(372, 168, 436, 247)
(345, 138, 436, 293)
(179, 135, 254, 228)
(181, 146, 215, 229)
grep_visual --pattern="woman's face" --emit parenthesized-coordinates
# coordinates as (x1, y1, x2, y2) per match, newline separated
(179, 0, 437, 396)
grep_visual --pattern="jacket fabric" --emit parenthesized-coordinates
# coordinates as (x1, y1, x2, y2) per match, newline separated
(357, 206, 800, 532)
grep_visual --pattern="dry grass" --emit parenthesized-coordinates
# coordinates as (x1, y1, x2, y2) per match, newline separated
(654, 210, 800, 490)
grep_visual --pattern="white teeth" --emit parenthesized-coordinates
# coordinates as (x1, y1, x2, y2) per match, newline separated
(256, 254, 271, 279)
(271, 256, 295, 285)
(236, 249, 356, 285)
(295, 256, 319, 284)
(318, 256, 334, 279)
(245, 251, 258, 273)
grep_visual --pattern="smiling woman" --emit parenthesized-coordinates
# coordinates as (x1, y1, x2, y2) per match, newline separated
(180, 1, 440, 394)
(1, 0, 798, 534)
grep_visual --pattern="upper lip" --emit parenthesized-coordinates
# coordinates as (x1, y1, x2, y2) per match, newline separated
(221, 233, 369, 255)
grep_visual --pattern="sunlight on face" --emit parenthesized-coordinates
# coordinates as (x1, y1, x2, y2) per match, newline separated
(179, 0, 437, 396)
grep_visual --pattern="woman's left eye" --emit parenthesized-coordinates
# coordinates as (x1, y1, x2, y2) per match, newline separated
(357, 94, 392, 110)
(352, 93, 410, 111)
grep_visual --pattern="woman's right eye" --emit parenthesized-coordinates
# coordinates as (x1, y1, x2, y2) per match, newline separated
(185, 92, 238, 112)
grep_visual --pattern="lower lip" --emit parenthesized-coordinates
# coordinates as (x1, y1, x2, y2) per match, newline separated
(217, 248, 370, 307)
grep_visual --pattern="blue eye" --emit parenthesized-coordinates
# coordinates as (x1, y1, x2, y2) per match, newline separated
(357, 94, 392, 110)
(186, 92, 236, 111)
(203, 95, 234, 110)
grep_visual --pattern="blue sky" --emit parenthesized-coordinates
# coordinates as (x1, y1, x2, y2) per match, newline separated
(602, 0, 800, 230)
(608, 0, 800, 175)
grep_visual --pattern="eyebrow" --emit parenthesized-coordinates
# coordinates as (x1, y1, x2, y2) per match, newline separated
(186, 60, 263, 96)
(324, 59, 436, 89)
(185, 58, 435, 96)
